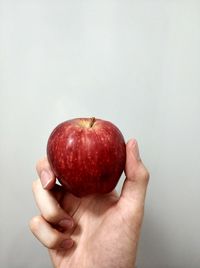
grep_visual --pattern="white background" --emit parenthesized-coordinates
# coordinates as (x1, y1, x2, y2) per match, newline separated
(1, 1, 200, 267)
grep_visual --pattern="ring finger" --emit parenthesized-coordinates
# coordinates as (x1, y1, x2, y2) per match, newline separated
(29, 215, 73, 250)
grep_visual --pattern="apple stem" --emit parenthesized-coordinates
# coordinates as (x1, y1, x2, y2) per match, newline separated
(90, 117, 96, 127)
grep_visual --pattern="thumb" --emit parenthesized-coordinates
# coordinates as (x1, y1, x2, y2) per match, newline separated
(119, 139, 150, 214)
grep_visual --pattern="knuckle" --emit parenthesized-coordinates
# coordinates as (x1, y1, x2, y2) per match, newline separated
(143, 169, 150, 181)
(29, 216, 41, 233)
(43, 207, 60, 223)
(138, 165, 150, 183)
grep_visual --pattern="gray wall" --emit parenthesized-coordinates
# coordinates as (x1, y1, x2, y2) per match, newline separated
(1, 1, 200, 267)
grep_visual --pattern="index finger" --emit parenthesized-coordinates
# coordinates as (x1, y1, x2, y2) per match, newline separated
(36, 157, 56, 190)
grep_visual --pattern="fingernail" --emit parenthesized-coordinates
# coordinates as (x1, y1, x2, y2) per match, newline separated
(41, 170, 51, 188)
(60, 239, 74, 249)
(59, 219, 74, 229)
(129, 138, 136, 147)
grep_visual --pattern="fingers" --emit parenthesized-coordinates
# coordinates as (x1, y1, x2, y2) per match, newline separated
(29, 215, 73, 250)
(32, 179, 74, 229)
(119, 139, 150, 215)
(31, 158, 75, 251)
(36, 157, 56, 190)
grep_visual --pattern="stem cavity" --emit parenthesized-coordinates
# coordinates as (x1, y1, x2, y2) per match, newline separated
(90, 117, 96, 128)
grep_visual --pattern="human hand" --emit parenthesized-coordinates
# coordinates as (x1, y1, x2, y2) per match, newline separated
(29, 139, 149, 268)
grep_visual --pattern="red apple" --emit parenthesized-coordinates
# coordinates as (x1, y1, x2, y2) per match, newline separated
(47, 117, 126, 197)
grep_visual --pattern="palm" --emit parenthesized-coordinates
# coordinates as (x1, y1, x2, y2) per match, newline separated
(50, 191, 136, 268)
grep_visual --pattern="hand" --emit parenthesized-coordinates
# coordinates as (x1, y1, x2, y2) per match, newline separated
(29, 139, 149, 268)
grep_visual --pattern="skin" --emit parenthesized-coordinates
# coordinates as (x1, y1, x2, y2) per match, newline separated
(29, 139, 149, 268)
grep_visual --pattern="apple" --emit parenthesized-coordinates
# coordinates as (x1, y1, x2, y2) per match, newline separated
(47, 117, 126, 197)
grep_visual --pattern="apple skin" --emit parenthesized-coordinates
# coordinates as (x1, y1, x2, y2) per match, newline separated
(47, 117, 126, 197)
